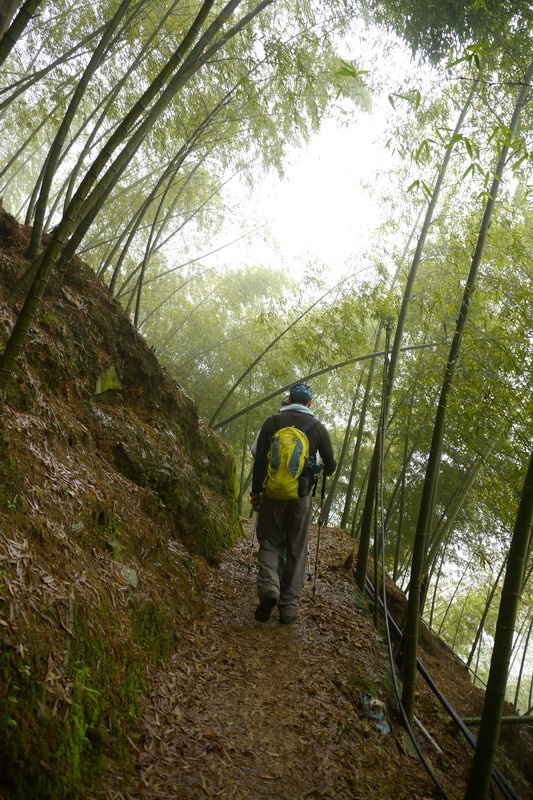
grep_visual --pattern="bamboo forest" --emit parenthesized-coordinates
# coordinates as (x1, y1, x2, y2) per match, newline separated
(0, 1, 531, 799)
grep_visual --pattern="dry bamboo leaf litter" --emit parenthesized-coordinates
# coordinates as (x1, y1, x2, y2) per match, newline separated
(133, 522, 491, 800)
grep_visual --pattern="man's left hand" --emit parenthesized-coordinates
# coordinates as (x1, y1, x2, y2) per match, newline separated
(250, 492, 262, 513)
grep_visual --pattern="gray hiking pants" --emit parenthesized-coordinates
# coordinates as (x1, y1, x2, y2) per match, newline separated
(256, 493, 313, 614)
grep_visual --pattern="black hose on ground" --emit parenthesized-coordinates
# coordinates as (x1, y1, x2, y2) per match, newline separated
(365, 578, 520, 800)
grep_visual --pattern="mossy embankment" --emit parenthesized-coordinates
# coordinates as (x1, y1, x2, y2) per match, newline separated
(0, 206, 242, 799)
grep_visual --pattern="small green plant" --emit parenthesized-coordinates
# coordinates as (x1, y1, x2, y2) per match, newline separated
(351, 588, 367, 609)
(55, 666, 102, 794)
(350, 678, 377, 696)
(41, 313, 60, 328)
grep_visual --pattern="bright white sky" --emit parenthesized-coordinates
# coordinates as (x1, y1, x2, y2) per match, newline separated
(249, 117, 387, 261)
(218, 102, 395, 280)
(199, 29, 421, 284)
(174, 28, 449, 288)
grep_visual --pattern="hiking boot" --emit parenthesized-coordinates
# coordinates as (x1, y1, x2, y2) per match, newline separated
(279, 610, 298, 625)
(254, 592, 278, 622)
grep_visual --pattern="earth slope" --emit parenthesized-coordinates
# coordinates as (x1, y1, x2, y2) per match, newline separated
(0, 206, 240, 799)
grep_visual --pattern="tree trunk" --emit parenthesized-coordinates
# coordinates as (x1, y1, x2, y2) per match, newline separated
(349, 457, 371, 537)
(451, 587, 472, 650)
(401, 61, 533, 725)
(521, 549, 533, 593)
(436, 562, 468, 637)
(386, 381, 433, 581)
(428, 541, 447, 629)
(339, 211, 423, 532)
(238, 386, 252, 515)
(464, 449, 533, 800)
(473, 632, 483, 687)
(355, 322, 392, 591)
(391, 402, 428, 582)
(508, 613, 529, 679)
(132, 170, 182, 327)
(355, 433, 381, 590)
(0, 0, 44, 67)
(0, 0, 20, 40)
(392, 457, 407, 583)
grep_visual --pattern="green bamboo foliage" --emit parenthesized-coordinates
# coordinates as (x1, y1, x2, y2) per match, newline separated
(0, 0, 276, 396)
(322, 376, 362, 525)
(341, 330, 380, 531)
(208, 275, 357, 427)
(354, 77, 479, 592)
(401, 59, 533, 725)
(466, 559, 506, 670)
(514, 614, 533, 710)
(1, 21, 108, 117)
(59, 2, 184, 214)
(417, 429, 505, 614)
(211, 342, 442, 431)
(0, 6, 531, 726)
(26, 0, 135, 260)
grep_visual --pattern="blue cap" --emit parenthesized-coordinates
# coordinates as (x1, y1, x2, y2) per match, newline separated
(289, 383, 313, 401)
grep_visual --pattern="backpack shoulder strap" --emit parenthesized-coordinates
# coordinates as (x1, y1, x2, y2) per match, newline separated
(297, 416, 320, 435)
(271, 414, 319, 435)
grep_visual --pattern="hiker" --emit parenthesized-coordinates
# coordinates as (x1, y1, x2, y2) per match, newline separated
(250, 383, 336, 624)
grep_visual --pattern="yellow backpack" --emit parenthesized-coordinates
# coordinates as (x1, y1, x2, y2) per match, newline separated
(263, 415, 319, 501)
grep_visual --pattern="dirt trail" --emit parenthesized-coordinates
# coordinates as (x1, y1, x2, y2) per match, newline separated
(135, 523, 445, 800)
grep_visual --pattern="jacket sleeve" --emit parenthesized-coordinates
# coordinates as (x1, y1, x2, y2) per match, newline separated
(317, 423, 336, 476)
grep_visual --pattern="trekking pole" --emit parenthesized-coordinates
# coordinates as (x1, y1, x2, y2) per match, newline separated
(247, 511, 258, 572)
(312, 472, 327, 596)
(307, 471, 319, 580)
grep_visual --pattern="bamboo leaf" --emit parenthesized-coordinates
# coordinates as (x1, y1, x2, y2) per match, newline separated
(335, 59, 368, 79)
(446, 133, 464, 149)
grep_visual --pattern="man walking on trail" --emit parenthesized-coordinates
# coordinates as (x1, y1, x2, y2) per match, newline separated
(250, 383, 336, 625)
